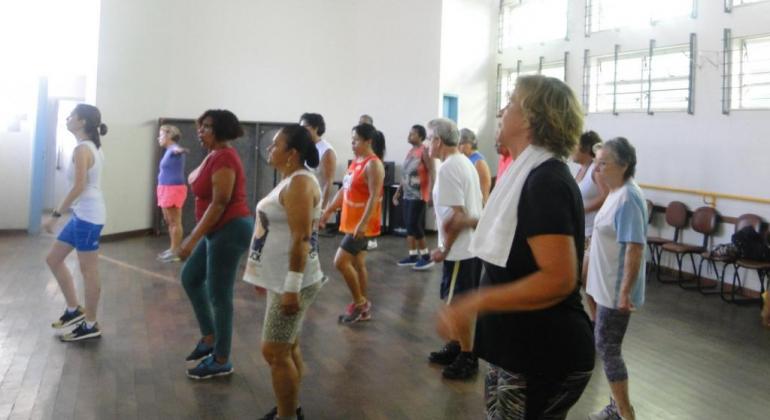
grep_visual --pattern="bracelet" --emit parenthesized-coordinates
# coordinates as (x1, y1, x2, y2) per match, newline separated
(283, 271, 303, 293)
(51, 210, 62, 218)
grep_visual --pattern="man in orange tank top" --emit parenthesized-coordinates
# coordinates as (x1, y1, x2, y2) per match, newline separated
(393, 124, 435, 270)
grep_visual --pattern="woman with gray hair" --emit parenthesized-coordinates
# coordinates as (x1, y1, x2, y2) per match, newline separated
(586, 137, 646, 420)
(437, 75, 594, 418)
(458, 128, 491, 205)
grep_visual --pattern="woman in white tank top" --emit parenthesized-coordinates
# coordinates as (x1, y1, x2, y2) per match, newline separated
(572, 130, 609, 321)
(43, 104, 108, 342)
(243, 124, 324, 420)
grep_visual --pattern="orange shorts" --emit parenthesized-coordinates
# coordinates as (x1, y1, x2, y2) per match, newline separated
(157, 185, 187, 208)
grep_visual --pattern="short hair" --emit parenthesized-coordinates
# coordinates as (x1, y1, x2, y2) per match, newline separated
(513, 75, 583, 159)
(353, 123, 386, 160)
(282, 124, 320, 169)
(197, 109, 244, 141)
(427, 118, 459, 146)
(300, 112, 326, 136)
(579, 130, 602, 156)
(458, 128, 478, 150)
(411, 124, 426, 140)
(160, 124, 182, 142)
(359, 114, 373, 125)
(596, 137, 637, 179)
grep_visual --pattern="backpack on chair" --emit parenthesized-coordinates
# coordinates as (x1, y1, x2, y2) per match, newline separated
(731, 226, 770, 262)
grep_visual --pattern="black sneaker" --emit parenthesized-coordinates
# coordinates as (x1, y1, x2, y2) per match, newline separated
(185, 340, 214, 365)
(429, 340, 460, 365)
(60, 321, 101, 342)
(51, 306, 85, 329)
(442, 352, 478, 380)
(259, 406, 304, 420)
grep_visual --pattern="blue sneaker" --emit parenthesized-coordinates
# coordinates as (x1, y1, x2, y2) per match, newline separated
(185, 340, 214, 365)
(52, 306, 85, 329)
(186, 355, 233, 380)
(60, 321, 101, 342)
(397, 255, 419, 266)
(412, 255, 435, 271)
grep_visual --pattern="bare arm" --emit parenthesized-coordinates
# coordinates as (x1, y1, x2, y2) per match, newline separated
(422, 147, 436, 202)
(617, 242, 644, 312)
(179, 168, 235, 258)
(43, 145, 92, 232)
(319, 149, 336, 209)
(319, 186, 344, 227)
(584, 170, 610, 213)
(475, 160, 491, 206)
(279, 175, 318, 314)
(437, 234, 578, 340)
(354, 159, 385, 238)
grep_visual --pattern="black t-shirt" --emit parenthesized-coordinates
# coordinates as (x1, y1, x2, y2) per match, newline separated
(474, 159, 595, 377)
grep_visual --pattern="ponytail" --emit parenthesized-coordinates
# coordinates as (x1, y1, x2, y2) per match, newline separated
(73, 104, 107, 149)
(353, 123, 386, 160)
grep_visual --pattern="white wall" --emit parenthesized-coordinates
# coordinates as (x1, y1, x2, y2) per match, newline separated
(440, 0, 499, 166)
(0, 129, 32, 229)
(96, 0, 444, 235)
(500, 1, 770, 290)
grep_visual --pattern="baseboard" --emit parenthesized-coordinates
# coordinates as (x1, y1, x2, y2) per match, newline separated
(0, 229, 27, 236)
(654, 265, 762, 299)
(101, 228, 154, 243)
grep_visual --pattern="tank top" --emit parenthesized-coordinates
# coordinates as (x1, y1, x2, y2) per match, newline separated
(67, 140, 106, 225)
(401, 145, 430, 202)
(242, 169, 324, 293)
(578, 162, 600, 236)
(340, 155, 382, 236)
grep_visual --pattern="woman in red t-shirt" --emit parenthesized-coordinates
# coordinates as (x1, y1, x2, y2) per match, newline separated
(320, 123, 385, 324)
(179, 109, 253, 380)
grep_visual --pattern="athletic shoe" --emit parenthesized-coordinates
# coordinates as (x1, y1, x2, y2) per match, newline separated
(429, 340, 461, 365)
(338, 300, 371, 324)
(51, 306, 85, 329)
(367, 239, 378, 250)
(185, 340, 214, 365)
(588, 399, 622, 420)
(259, 406, 305, 420)
(60, 321, 101, 342)
(397, 255, 419, 266)
(157, 249, 173, 259)
(186, 355, 233, 380)
(412, 255, 435, 270)
(442, 352, 478, 380)
(158, 252, 181, 263)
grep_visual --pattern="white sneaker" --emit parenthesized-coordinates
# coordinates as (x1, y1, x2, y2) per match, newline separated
(367, 239, 378, 250)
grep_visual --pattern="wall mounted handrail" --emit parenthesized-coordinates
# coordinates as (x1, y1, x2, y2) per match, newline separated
(639, 183, 770, 207)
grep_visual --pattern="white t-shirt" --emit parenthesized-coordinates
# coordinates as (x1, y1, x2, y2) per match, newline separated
(586, 180, 647, 309)
(432, 152, 483, 261)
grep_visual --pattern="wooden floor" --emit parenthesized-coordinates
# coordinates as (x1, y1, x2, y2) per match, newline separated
(0, 231, 769, 420)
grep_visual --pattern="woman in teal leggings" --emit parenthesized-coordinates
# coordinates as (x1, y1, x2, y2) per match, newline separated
(179, 109, 253, 380)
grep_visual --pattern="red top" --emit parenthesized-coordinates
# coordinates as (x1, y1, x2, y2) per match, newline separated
(190, 147, 251, 232)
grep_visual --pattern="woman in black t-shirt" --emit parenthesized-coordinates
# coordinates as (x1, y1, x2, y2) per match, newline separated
(438, 75, 595, 420)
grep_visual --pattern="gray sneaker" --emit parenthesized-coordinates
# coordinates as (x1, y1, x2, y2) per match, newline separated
(588, 399, 621, 420)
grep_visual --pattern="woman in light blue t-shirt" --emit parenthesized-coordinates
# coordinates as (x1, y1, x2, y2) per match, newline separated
(587, 137, 647, 420)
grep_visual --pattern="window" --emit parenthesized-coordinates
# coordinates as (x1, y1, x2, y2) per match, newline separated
(586, 0, 695, 34)
(728, 34, 770, 110)
(500, 0, 568, 49)
(585, 40, 693, 113)
(498, 58, 566, 108)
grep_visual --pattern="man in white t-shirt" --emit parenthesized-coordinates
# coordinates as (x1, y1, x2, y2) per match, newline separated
(425, 118, 483, 380)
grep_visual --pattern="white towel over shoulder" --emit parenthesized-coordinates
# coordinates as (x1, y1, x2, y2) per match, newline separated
(470, 145, 555, 267)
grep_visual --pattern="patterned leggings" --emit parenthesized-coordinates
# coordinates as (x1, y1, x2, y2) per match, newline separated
(484, 364, 592, 420)
(595, 304, 631, 382)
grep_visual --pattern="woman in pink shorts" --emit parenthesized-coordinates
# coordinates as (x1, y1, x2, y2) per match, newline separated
(157, 124, 189, 262)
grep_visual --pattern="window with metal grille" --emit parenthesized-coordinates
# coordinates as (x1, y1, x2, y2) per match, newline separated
(500, 0, 568, 49)
(498, 58, 566, 108)
(585, 40, 694, 113)
(728, 34, 770, 110)
(585, 0, 695, 35)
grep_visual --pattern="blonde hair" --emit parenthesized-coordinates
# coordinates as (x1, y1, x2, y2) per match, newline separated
(513, 75, 583, 159)
(160, 124, 182, 142)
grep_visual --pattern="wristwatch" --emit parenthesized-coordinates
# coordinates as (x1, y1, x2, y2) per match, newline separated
(51, 210, 62, 218)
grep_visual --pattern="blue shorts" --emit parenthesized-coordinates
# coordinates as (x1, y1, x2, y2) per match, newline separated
(57, 215, 104, 251)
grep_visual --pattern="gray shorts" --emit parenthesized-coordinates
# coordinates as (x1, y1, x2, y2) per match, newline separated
(339, 234, 371, 256)
(262, 279, 325, 343)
